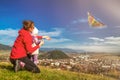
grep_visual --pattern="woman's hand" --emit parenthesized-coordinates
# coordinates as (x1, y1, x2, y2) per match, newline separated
(39, 40, 44, 46)
(43, 36, 51, 40)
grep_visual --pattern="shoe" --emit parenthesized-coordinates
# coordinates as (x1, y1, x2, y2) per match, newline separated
(14, 60, 21, 72)
(20, 61, 25, 68)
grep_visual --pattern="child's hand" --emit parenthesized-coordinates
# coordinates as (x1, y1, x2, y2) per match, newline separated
(39, 40, 44, 46)
(43, 36, 51, 40)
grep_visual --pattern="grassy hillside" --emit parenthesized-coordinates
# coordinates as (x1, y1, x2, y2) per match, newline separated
(0, 62, 116, 80)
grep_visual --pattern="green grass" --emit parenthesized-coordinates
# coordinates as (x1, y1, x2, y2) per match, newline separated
(0, 62, 116, 80)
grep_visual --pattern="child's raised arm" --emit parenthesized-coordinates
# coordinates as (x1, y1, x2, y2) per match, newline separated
(42, 36, 51, 40)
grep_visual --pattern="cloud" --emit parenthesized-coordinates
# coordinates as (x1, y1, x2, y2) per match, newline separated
(72, 18, 88, 24)
(116, 26, 120, 28)
(39, 28, 62, 37)
(89, 36, 120, 45)
(48, 38, 72, 43)
(85, 36, 120, 52)
(0, 36, 15, 46)
(0, 28, 18, 45)
(105, 36, 120, 40)
(0, 28, 63, 38)
(89, 36, 120, 46)
(78, 45, 120, 53)
(89, 37, 104, 42)
(0, 28, 67, 45)
(61, 36, 120, 53)
(104, 36, 120, 45)
(0, 28, 18, 37)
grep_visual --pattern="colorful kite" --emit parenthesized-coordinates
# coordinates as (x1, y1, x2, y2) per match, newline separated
(88, 12, 105, 28)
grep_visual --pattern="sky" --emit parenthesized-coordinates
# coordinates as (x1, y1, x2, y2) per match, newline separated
(0, 0, 120, 53)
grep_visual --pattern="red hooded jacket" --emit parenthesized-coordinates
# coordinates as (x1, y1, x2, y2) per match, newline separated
(10, 28, 42, 59)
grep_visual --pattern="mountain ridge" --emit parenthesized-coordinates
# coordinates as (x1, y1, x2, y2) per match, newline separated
(0, 43, 11, 50)
(39, 50, 70, 59)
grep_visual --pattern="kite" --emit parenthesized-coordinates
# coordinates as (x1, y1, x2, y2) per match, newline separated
(88, 12, 106, 28)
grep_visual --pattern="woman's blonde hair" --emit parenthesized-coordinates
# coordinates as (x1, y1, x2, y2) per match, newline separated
(23, 20, 34, 30)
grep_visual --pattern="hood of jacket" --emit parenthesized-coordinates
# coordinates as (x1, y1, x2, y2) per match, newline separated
(18, 28, 30, 37)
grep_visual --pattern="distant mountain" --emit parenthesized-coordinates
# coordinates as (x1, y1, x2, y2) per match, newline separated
(40, 48, 84, 53)
(39, 50, 69, 59)
(0, 44, 11, 50)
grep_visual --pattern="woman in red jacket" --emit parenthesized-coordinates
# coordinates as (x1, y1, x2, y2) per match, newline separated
(10, 20, 45, 73)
